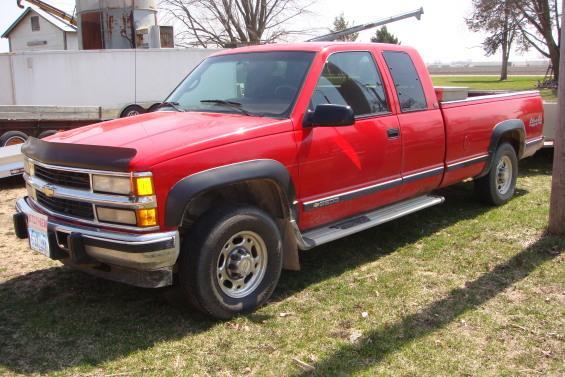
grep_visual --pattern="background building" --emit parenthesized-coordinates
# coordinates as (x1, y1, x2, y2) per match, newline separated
(1, 6, 77, 52)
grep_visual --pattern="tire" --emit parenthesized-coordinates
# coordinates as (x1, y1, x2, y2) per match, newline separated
(120, 105, 145, 118)
(0, 131, 27, 147)
(147, 103, 161, 113)
(178, 205, 283, 319)
(38, 130, 58, 139)
(475, 142, 518, 205)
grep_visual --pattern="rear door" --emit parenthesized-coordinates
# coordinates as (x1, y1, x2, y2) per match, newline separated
(297, 50, 403, 229)
(381, 50, 445, 199)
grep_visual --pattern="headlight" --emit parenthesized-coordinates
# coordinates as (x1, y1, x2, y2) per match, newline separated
(92, 175, 132, 195)
(96, 207, 137, 225)
(96, 207, 157, 227)
(92, 175, 155, 196)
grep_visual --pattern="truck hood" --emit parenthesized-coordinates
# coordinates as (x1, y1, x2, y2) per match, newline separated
(49, 111, 292, 168)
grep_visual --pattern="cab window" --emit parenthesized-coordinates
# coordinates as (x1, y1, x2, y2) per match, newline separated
(310, 51, 389, 116)
(382, 51, 427, 112)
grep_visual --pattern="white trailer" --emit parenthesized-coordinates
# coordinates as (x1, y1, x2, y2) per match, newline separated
(0, 47, 218, 145)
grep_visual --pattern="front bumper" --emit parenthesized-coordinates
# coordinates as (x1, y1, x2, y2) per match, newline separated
(14, 197, 180, 288)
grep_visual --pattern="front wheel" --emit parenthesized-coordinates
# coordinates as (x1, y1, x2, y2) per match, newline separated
(475, 142, 518, 205)
(178, 205, 283, 319)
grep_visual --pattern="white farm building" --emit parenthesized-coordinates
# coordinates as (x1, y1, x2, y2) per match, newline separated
(1, 6, 78, 52)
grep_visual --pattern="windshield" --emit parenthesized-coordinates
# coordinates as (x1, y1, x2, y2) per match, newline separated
(165, 51, 315, 118)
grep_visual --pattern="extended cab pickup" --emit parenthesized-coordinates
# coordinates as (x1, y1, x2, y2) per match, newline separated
(13, 43, 544, 319)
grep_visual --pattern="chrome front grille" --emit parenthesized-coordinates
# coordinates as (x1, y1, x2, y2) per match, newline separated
(23, 158, 158, 231)
(35, 190, 95, 220)
(34, 164, 90, 190)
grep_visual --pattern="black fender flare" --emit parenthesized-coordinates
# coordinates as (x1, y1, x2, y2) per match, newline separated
(478, 119, 525, 178)
(165, 159, 296, 227)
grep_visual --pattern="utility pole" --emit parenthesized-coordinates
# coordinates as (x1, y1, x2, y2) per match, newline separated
(549, 2, 565, 234)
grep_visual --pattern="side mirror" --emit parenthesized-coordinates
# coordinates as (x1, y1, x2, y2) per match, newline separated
(304, 104, 355, 127)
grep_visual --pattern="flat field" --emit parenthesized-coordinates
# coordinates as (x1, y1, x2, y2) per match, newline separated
(431, 75, 557, 101)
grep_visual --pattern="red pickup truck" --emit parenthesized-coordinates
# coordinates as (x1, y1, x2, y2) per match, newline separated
(13, 43, 544, 319)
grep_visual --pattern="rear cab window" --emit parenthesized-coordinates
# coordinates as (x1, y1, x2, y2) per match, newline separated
(310, 51, 389, 117)
(382, 51, 427, 112)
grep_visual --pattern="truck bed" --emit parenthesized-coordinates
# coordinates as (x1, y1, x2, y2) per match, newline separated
(438, 90, 544, 187)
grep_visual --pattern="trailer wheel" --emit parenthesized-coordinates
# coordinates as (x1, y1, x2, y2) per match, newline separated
(475, 142, 518, 206)
(147, 103, 161, 112)
(38, 130, 58, 139)
(178, 205, 283, 319)
(0, 131, 28, 147)
(120, 105, 145, 118)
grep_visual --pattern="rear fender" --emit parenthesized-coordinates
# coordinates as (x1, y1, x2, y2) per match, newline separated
(478, 119, 525, 178)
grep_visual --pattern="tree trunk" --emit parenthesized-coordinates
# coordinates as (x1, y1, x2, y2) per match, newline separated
(550, 45, 560, 81)
(501, 49, 509, 81)
(548, 2, 565, 234)
(501, 2, 510, 81)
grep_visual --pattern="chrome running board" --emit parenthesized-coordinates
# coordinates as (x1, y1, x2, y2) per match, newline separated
(297, 195, 445, 250)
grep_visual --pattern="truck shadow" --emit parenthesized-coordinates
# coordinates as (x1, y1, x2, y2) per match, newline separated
(0, 175, 25, 190)
(290, 235, 562, 376)
(517, 148, 553, 177)
(0, 152, 552, 374)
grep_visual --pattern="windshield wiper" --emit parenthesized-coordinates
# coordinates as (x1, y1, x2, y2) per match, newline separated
(158, 101, 185, 112)
(200, 99, 250, 116)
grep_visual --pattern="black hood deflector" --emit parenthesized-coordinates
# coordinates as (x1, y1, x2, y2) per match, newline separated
(21, 137, 137, 172)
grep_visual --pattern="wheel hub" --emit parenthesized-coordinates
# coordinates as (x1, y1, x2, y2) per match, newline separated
(496, 155, 513, 194)
(227, 248, 253, 279)
(216, 231, 268, 299)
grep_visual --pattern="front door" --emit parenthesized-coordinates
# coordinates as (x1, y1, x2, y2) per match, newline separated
(297, 51, 403, 229)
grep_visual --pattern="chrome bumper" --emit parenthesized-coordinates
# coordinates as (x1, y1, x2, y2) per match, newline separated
(15, 197, 180, 288)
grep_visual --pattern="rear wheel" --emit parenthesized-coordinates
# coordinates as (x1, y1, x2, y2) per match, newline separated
(0, 131, 27, 147)
(178, 205, 283, 319)
(475, 142, 518, 205)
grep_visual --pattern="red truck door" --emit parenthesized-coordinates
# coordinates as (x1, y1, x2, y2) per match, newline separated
(381, 50, 446, 199)
(297, 51, 403, 229)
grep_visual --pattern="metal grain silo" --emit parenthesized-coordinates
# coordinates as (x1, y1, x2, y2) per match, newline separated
(76, 0, 158, 49)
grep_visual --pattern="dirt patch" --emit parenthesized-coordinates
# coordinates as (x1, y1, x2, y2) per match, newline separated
(0, 177, 59, 284)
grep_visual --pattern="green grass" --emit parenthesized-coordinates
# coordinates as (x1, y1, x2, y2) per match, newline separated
(0, 151, 563, 376)
(431, 75, 558, 101)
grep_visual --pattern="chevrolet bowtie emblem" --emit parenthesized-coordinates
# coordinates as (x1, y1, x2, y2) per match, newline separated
(42, 184, 55, 197)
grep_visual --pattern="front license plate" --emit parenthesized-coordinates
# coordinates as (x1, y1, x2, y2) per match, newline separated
(27, 212, 50, 257)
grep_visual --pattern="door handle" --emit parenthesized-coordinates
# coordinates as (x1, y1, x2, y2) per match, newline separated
(387, 128, 400, 138)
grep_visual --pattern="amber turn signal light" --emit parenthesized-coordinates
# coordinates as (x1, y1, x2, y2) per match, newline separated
(135, 177, 154, 196)
(137, 208, 157, 227)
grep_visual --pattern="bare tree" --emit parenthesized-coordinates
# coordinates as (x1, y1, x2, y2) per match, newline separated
(466, 0, 520, 80)
(549, 1, 564, 234)
(330, 13, 358, 42)
(160, 0, 314, 48)
(511, 0, 561, 80)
